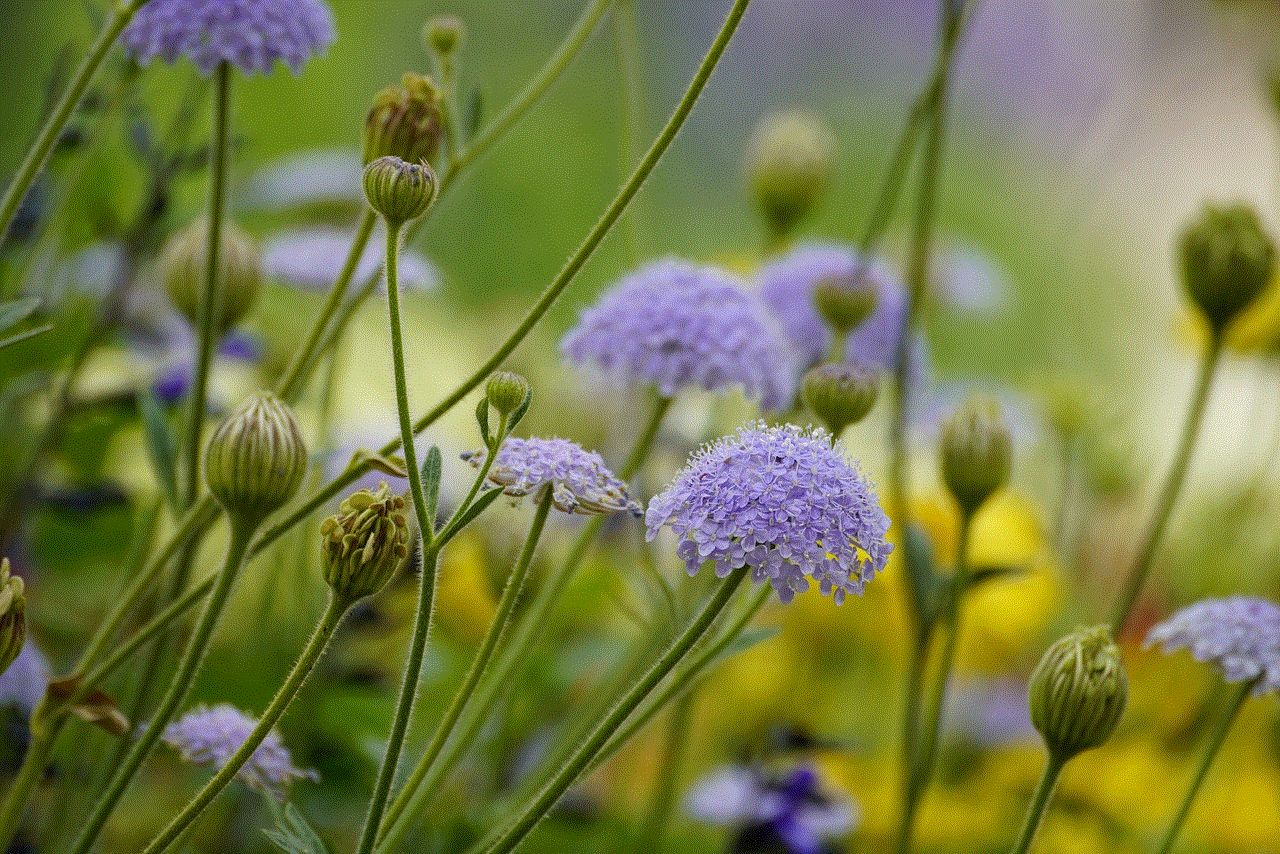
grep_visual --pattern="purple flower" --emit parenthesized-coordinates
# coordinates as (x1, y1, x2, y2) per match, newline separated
(122, 0, 336, 76)
(685, 763, 859, 854)
(262, 228, 438, 293)
(1145, 597, 1280, 695)
(0, 642, 50, 715)
(560, 258, 794, 411)
(462, 437, 640, 517)
(161, 704, 317, 799)
(149, 327, 262, 406)
(645, 422, 891, 604)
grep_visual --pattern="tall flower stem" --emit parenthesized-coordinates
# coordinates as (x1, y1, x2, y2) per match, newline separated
(375, 394, 672, 851)
(1111, 331, 1223, 634)
(0, 0, 153, 241)
(1006, 750, 1067, 854)
(69, 515, 259, 854)
(0, 712, 66, 848)
(469, 565, 751, 854)
(356, 489, 555, 854)
(139, 593, 355, 854)
(1153, 679, 1255, 854)
(895, 509, 974, 854)
(612, 0, 646, 262)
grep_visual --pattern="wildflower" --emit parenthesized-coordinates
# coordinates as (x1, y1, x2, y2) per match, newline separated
(261, 228, 438, 293)
(1179, 203, 1275, 331)
(161, 704, 316, 799)
(1145, 597, 1280, 695)
(560, 258, 794, 410)
(462, 437, 640, 517)
(645, 422, 891, 604)
(363, 156, 438, 227)
(122, 0, 336, 76)
(204, 391, 307, 520)
(1029, 626, 1127, 759)
(160, 218, 262, 335)
(320, 484, 410, 602)
(685, 763, 858, 854)
(939, 395, 1013, 516)
(743, 110, 836, 238)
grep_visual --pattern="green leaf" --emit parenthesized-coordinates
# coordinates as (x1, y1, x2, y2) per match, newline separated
(965, 563, 1029, 591)
(422, 444, 442, 528)
(0, 323, 52, 350)
(262, 800, 328, 854)
(902, 521, 942, 624)
(475, 395, 491, 448)
(138, 389, 179, 512)
(464, 89, 484, 143)
(505, 387, 533, 432)
(437, 486, 503, 544)
(0, 297, 40, 333)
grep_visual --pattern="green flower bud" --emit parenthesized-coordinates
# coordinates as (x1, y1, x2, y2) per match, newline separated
(1179, 202, 1276, 330)
(743, 109, 835, 239)
(812, 275, 877, 338)
(940, 395, 1012, 516)
(423, 15, 465, 57)
(205, 391, 307, 521)
(1028, 625, 1128, 760)
(161, 218, 261, 334)
(485, 371, 530, 418)
(321, 484, 410, 602)
(801, 362, 879, 437)
(363, 72, 445, 166)
(363, 156, 438, 227)
(0, 558, 25, 676)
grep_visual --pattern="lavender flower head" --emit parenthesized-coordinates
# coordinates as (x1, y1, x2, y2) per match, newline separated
(463, 437, 640, 517)
(1145, 597, 1280, 695)
(560, 258, 794, 411)
(122, 0, 336, 76)
(645, 422, 891, 604)
(161, 704, 316, 799)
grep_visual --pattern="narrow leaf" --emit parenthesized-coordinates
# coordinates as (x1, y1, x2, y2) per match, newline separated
(475, 395, 491, 448)
(0, 324, 52, 350)
(138, 389, 179, 512)
(506, 387, 533, 432)
(465, 89, 484, 143)
(0, 297, 40, 333)
(422, 445, 442, 527)
(965, 563, 1029, 591)
(437, 486, 503, 544)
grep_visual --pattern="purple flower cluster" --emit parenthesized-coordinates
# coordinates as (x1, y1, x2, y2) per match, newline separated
(1145, 597, 1280, 695)
(645, 422, 891, 603)
(560, 258, 794, 411)
(161, 704, 316, 799)
(463, 437, 640, 516)
(122, 0, 336, 76)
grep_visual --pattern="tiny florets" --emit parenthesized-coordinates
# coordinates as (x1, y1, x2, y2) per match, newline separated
(462, 437, 640, 517)
(161, 704, 316, 799)
(122, 0, 336, 76)
(560, 258, 794, 411)
(645, 422, 892, 604)
(1145, 597, 1280, 695)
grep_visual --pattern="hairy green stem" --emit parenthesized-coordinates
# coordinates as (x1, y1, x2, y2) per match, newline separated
(1007, 751, 1067, 854)
(140, 594, 353, 854)
(611, 0, 646, 262)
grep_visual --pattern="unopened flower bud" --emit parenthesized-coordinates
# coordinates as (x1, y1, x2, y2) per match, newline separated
(486, 371, 530, 418)
(0, 559, 25, 676)
(940, 396, 1012, 516)
(801, 363, 878, 436)
(363, 72, 444, 166)
(321, 484, 410, 602)
(363, 156, 437, 227)
(205, 391, 307, 521)
(423, 15, 464, 57)
(1029, 625, 1128, 760)
(162, 218, 261, 334)
(813, 275, 877, 338)
(744, 109, 835, 239)
(1180, 202, 1276, 330)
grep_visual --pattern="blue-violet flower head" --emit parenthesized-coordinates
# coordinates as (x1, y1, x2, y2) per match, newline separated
(560, 258, 794, 411)
(122, 0, 336, 76)
(1145, 596, 1280, 695)
(463, 437, 640, 517)
(161, 704, 317, 799)
(645, 422, 891, 604)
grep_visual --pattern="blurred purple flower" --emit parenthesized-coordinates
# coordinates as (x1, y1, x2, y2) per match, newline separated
(946, 678, 1038, 747)
(932, 241, 1015, 317)
(122, 0, 336, 76)
(243, 149, 363, 212)
(161, 704, 317, 799)
(560, 258, 795, 411)
(462, 437, 640, 517)
(148, 326, 262, 406)
(261, 228, 438, 293)
(646, 422, 891, 604)
(0, 642, 50, 715)
(1145, 597, 1280, 695)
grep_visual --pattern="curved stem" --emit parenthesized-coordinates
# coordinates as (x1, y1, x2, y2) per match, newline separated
(612, 0, 646, 263)
(470, 565, 750, 854)
(180, 61, 231, 506)
(68, 516, 258, 854)
(0, 0, 152, 242)
(1007, 751, 1066, 854)
(358, 489, 554, 854)
(1153, 679, 1255, 854)
(376, 395, 672, 850)
(1111, 331, 1223, 634)
(140, 594, 352, 854)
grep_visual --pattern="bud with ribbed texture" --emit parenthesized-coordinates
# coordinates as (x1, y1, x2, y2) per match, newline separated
(0, 559, 25, 676)
(1029, 625, 1128, 760)
(162, 218, 262, 334)
(486, 371, 530, 419)
(363, 156, 437, 228)
(423, 15, 464, 57)
(743, 109, 835, 239)
(1180, 203, 1276, 331)
(363, 73, 445, 166)
(813, 276, 877, 338)
(321, 484, 410, 602)
(801, 363, 878, 437)
(205, 391, 307, 521)
(940, 395, 1012, 516)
